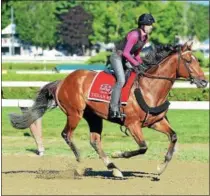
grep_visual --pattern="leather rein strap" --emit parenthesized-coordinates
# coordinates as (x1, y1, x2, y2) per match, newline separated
(141, 47, 194, 83)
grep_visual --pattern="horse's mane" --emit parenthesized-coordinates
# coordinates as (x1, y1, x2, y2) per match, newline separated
(142, 44, 179, 67)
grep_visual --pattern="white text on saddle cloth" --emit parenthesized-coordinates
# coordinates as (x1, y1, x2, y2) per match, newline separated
(90, 92, 111, 100)
(99, 84, 112, 94)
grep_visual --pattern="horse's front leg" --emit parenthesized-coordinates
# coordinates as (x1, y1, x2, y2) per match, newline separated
(112, 121, 148, 158)
(84, 111, 123, 178)
(150, 117, 177, 175)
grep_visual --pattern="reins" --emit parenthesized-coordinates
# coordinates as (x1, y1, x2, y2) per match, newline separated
(139, 48, 194, 83)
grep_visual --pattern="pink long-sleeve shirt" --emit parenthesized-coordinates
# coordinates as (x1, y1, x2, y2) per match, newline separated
(122, 29, 147, 66)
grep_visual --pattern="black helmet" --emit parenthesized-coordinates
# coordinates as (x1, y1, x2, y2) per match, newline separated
(138, 13, 155, 26)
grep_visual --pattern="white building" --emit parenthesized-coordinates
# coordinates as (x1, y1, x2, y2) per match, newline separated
(2, 23, 21, 55)
(1, 23, 43, 56)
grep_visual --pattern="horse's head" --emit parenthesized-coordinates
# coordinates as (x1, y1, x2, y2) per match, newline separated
(177, 41, 208, 88)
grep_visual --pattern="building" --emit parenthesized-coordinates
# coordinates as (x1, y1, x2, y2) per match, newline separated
(1, 23, 40, 56)
(2, 23, 21, 55)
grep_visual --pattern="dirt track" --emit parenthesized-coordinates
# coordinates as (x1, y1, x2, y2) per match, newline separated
(2, 155, 209, 195)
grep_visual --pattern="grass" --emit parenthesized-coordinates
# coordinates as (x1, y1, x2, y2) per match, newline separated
(2, 87, 209, 101)
(2, 73, 68, 81)
(2, 108, 209, 162)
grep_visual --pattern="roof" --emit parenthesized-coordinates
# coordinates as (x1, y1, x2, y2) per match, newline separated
(1, 23, 16, 35)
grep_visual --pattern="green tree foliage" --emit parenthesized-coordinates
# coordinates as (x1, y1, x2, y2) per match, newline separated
(2, 1, 12, 29)
(83, 1, 145, 43)
(187, 3, 209, 41)
(9, 1, 58, 48)
(151, 2, 186, 44)
(1, 1, 209, 48)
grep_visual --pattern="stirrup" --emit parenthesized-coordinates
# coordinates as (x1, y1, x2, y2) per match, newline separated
(109, 110, 126, 119)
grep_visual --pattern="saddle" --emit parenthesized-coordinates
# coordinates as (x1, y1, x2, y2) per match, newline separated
(88, 69, 136, 104)
(104, 66, 132, 84)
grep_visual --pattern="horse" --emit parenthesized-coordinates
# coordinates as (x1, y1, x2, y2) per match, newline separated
(9, 41, 208, 178)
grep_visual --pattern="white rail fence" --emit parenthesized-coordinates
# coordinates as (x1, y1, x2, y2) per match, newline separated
(2, 99, 209, 109)
(2, 81, 209, 88)
(2, 81, 209, 109)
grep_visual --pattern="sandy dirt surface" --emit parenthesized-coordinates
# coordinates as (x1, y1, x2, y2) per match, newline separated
(2, 155, 209, 195)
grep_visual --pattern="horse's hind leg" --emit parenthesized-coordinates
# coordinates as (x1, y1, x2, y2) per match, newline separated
(29, 118, 44, 156)
(150, 117, 177, 175)
(61, 108, 83, 162)
(83, 110, 123, 178)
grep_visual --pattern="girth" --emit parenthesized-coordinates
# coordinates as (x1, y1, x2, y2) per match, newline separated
(134, 88, 170, 115)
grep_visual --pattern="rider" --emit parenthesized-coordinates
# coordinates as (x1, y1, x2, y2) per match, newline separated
(109, 13, 155, 119)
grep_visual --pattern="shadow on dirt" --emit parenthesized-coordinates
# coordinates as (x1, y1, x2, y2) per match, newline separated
(84, 168, 160, 181)
(2, 168, 160, 181)
(2, 169, 80, 180)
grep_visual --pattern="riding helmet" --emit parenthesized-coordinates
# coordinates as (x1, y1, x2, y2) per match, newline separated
(138, 13, 155, 26)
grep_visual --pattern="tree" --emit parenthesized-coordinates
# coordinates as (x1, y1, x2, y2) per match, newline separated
(82, 1, 142, 44)
(11, 1, 58, 48)
(57, 5, 93, 55)
(150, 2, 186, 44)
(187, 3, 209, 41)
(2, 0, 13, 29)
(1, 1, 208, 51)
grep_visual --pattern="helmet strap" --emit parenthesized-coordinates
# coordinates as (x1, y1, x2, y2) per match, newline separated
(140, 25, 146, 33)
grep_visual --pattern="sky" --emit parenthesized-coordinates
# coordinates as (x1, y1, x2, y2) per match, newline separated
(188, 1, 209, 5)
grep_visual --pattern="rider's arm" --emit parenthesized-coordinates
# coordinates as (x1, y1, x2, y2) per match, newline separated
(134, 49, 143, 64)
(122, 31, 139, 66)
(133, 37, 148, 64)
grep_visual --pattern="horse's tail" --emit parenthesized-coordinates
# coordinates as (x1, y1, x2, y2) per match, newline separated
(9, 80, 61, 129)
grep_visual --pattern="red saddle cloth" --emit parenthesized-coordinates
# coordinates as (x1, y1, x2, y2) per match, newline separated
(88, 71, 136, 104)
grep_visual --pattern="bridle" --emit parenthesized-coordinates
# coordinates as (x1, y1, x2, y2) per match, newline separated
(141, 46, 195, 83)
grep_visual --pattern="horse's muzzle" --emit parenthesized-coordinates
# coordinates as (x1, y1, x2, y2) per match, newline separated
(193, 78, 208, 88)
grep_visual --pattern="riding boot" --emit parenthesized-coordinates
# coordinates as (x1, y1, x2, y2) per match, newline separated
(109, 108, 126, 119)
(109, 88, 126, 119)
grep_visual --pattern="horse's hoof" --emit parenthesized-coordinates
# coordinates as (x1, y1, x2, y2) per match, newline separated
(37, 151, 44, 156)
(111, 151, 123, 158)
(74, 168, 85, 176)
(157, 161, 168, 175)
(112, 168, 124, 178)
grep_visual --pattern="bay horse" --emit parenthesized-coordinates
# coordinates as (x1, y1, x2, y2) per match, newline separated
(9, 41, 208, 178)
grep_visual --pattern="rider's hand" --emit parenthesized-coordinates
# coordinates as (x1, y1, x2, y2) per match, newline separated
(138, 63, 147, 74)
(132, 66, 139, 73)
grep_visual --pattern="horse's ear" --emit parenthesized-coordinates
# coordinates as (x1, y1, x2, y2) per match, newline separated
(181, 42, 188, 51)
(187, 40, 193, 50)
(182, 40, 193, 51)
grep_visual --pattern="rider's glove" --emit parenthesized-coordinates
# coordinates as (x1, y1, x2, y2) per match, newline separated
(132, 65, 139, 73)
(138, 63, 147, 74)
